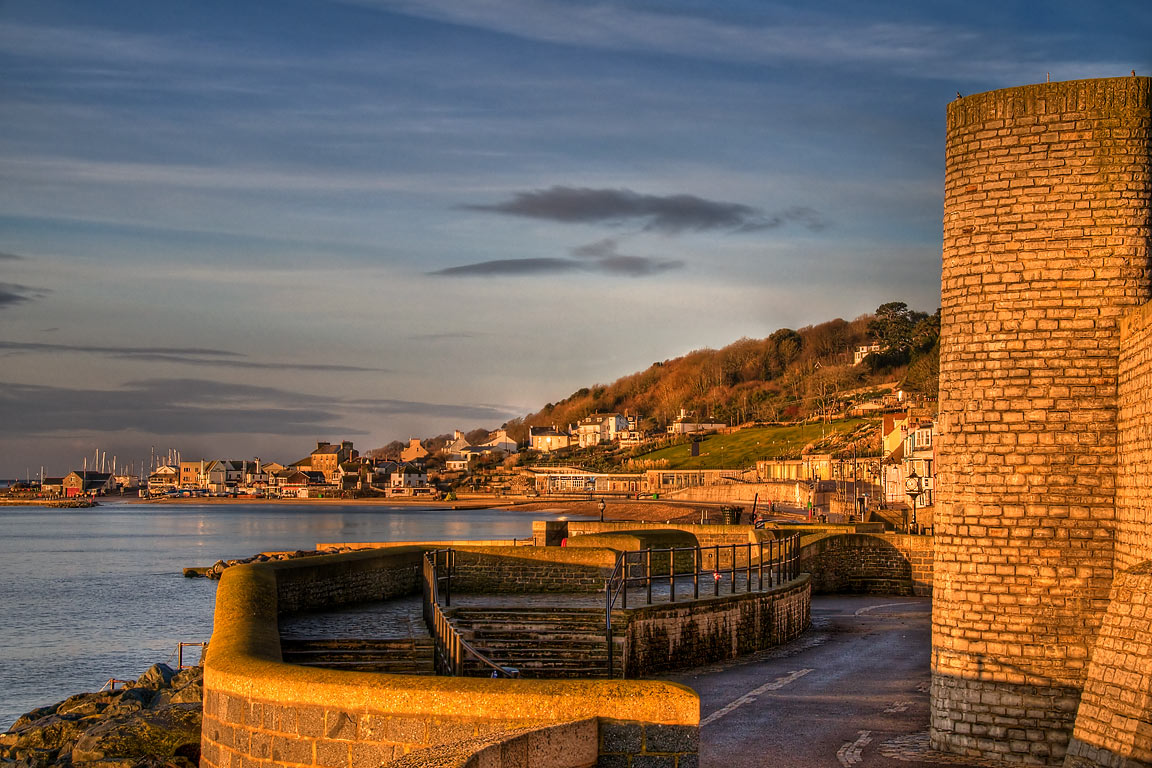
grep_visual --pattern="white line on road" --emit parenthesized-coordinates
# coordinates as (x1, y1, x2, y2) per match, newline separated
(699, 668, 813, 726)
(854, 602, 919, 616)
(836, 730, 872, 766)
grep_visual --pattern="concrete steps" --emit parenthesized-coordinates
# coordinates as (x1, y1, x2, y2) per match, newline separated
(447, 607, 625, 679)
(280, 637, 435, 675)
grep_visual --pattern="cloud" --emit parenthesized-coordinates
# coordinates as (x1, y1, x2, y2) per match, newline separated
(430, 238, 682, 278)
(0, 341, 386, 373)
(0, 377, 520, 437)
(464, 186, 787, 234)
(0, 283, 50, 309)
(0, 251, 25, 261)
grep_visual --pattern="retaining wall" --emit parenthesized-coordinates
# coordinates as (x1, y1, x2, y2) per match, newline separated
(202, 550, 699, 768)
(800, 534, 933, 597)
(450, 547, 617, 593)
(623, 575, 811, 677)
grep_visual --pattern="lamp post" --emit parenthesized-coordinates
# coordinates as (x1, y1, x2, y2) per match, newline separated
(904, 468, 923, 534)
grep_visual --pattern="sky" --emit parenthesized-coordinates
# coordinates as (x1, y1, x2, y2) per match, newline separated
(1, 0, 1149, 477)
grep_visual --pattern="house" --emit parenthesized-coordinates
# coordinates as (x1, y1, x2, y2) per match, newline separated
(62, 471, 114, 497)
(479, 429, 518, 454)
(529, 426, 572, 453)
(178, 460, 207, 488)
(854, 343, 883, 365)
(147, 466, 179, 495)
(575, 413, 629, 448)
(444, 430, 473, 454)
(309, 441, 358, 483)
(400, 439, 429, 463)
(879, 417, 936, 516)
(666, 409, 726, 435)
(390, 463, 429, 491)
(41, 477, 66, 496)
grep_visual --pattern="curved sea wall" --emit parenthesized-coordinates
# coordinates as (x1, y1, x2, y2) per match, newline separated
(201, 547, 699, 768)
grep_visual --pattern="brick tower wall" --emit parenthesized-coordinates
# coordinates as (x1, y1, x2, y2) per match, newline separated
(934, 77, 1152, 764)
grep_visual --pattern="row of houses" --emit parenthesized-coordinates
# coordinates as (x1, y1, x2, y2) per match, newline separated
(529, 410, 727, 453)
(518, 412, 936, 519)
(145, 441, 434, 498)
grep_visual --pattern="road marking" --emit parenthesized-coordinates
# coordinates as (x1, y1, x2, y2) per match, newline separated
(854, 602, 918, 616)
(884, 701, 912, 713)
(700, 668, 812, 726)
(837, 730, 872, 766)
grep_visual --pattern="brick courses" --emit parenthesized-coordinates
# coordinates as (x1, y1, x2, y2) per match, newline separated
(934, 76, 1152, 764)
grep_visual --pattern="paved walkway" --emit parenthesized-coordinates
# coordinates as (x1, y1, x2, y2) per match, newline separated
(664, 595, 995, 768)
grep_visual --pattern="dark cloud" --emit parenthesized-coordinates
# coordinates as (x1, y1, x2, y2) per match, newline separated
(463, 186, 826, 234)
(0, 251, 25, 261)
(0, 283, 50, 308)
(0, 377, 519, 437)
(430, 239, 682, 279)
(0, 340, 386, 373)
(430, 258, 584, 277)
(0, 378, 346, 437)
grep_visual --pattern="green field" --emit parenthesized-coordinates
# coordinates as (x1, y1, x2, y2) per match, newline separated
(632, 419, 875, 469)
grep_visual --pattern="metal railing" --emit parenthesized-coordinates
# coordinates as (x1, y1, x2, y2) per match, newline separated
(421, 549, 519, 678)
(604, 534, 801, 677)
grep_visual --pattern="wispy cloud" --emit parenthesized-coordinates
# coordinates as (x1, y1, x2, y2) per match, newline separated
(0, 283, 50, 309)
(464, 186, 826, 235)
(0, 251, 25, 261)
(334, 0, 1130, 79)
(0, 341, 386, 373)
(430, 238, 682, 278)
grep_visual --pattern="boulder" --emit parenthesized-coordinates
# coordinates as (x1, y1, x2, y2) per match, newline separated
(9, 705, 60, 732)
(133, 664, 175, 691)
(70, 704, 201, 765)
(56, 691, 117, 718)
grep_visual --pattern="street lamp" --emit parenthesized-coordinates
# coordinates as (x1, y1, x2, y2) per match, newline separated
(904, 468, 923, 534)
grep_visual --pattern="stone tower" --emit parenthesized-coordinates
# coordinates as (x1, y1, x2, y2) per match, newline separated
(934, 77, 1152, 764)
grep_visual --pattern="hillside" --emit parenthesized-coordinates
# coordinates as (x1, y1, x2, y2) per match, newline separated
(504, 301, 938, 441)
(370, 301, 938, 462)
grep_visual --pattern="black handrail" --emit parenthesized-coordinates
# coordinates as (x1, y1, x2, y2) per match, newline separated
(422, 550, 519, 678)
(604, 534, 801, 677)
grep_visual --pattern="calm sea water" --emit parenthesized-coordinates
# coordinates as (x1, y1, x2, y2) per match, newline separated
(0, 501, 572, 730)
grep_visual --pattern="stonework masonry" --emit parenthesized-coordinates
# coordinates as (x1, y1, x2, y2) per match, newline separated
(934, 76, 1152, 765)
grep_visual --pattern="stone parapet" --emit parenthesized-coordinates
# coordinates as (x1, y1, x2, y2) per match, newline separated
(623, 575, 810, 677)
(201, 551, 699, 768)
(800, 534, 932, 596)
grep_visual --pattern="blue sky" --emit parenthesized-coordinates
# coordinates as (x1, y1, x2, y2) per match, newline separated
(1, 0, 1149, 475)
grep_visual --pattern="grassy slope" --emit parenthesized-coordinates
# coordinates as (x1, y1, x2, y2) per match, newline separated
(631, 419, 875, 470)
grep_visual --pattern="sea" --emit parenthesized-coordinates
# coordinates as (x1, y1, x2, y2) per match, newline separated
(0, 500, 577, 730)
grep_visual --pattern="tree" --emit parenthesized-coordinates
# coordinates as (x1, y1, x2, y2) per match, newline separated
(866, 302, 927, 355)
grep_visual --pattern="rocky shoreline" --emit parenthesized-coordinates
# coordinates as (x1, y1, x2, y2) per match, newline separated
(1, 664, 203, 768)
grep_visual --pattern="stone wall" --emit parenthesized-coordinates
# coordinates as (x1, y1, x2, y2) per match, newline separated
(1064, 564, 1152, 767)
(623, 576, 810, 677)
(800, 534, 932, 597)
(274, 549, 422, 614)
(1115, 303, 1152, 572)
(202, 554, 699, 768)
(450, 547, 617, 593)
(934, 76, 1152, 764)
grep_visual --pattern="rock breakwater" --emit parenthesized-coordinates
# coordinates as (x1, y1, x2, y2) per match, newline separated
(1, 664, 202, 768)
